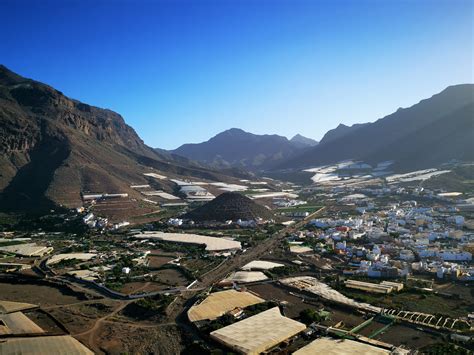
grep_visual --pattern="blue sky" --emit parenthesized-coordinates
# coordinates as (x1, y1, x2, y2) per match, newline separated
(1, 0, 472, 149)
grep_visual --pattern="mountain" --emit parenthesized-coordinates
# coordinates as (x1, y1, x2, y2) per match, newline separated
(183, 192, 274, 222)
(290, 134, 318, 148)
(170, 128, 310, 171)
(276, 84, 474, 171)
(0, 65, 240, 214)
(318, 123, 369, 145)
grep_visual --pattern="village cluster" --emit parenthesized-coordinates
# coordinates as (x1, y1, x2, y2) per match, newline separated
(0, 165, 473, 354)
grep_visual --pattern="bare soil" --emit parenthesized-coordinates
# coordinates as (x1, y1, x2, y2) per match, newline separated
(376, 324, 440, 349)
(148, 255, 175, 268)
(0, 279, 89, 307)
(151, 268, 190, 287)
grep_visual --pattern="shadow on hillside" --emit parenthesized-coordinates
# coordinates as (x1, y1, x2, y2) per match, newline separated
(0, 138, 70, 214)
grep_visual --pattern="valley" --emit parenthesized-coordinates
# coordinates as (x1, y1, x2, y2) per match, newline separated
(0, 55, 473, 354)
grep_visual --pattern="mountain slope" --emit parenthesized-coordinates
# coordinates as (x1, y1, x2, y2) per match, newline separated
(277, 84, 474, 171)
(171, 128, 309, 170)
(318, 123, 369, 145)
(365, 102, 474, 170)
(0, 65, 240, 213)
(290, 134, 318, 148)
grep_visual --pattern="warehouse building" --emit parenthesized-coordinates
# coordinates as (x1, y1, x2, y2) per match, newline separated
(210, 307, 306, 354)
(187, 289, 264, 322)
(0, 300, 94, 354)
(225, 271, 269, 283)
(0, 301, 37, 314)
(0, 312, 45, 335)
(241, 260, 284, 271)
(0, 243, 53, 257)
(345, 280, 404, 294)
(0, 335, 93, 354)
(47, 253, 97, 265)
(294, 337, 391, 355)
(135, 232, 241, 252)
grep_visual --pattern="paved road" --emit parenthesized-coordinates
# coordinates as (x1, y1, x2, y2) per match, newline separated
(165, 207, 326, 321)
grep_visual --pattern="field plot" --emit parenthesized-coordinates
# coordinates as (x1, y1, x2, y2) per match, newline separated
(47, 300, 117, 335)
(248, 283, 323, 318)
(77, 321, 184, 354)
(24, 310, 66, 334)
(91, 198, 159, 223)
(0, 279, 91, 307)
(117, 281, 170, 295)
(339, 287, 473, 318)
(147, 255, 175, 268)
(180, 258, 223, 277)
(277, 205, 322, 213)
(376, 324, 440, 349)
(318, 307, 366, 329)
(151, 268, 191, 287)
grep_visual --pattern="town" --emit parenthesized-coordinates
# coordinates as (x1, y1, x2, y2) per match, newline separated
(1, 162, 473, 354)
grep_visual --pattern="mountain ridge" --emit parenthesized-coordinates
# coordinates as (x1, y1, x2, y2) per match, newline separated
(169, 128, 314, 171)
(275, 84, 474, 171)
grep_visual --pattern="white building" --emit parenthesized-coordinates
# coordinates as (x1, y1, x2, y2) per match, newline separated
(439, 250, 472, 262)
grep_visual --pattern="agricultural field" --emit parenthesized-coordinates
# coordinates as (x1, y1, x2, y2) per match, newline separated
(0, 278, 93, 307)
(276, 205, 323, 213)
(338, 286, 474, 318)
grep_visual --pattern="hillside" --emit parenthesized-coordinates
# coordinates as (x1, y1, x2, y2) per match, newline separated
(183, 192, 274, 222)
(0, 65, 240, 214)
(170, 128, 311, 171)
(318, 123, 369, 145)
(276, 84, 474, 171)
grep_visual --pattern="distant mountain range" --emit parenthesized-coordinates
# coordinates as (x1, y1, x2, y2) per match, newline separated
(168, 84, 474, 171)
(0, 65, 241, 213)
(168, 84, 473, 173)
(275, 84, 474, 171)
(169, 128, 317, 171)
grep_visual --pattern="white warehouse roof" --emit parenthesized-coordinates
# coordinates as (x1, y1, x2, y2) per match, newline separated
(294, 337, 390, 355)
(135, 232, 241, 251)
(0, 243, 53, 257)
(187, 289, 264, 322)
(210, 307, 306, 354)
(241, 260, 284, 271)
(47, 253, 97, 265)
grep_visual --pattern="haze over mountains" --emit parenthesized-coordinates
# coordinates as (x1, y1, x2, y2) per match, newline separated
(277, 84, 474, 171)
(170, 128, 317, 171)
(171, 85, 474, 173)
(0, 65, 241, 213)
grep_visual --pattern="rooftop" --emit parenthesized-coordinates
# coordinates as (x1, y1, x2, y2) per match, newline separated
(135, 232, 241, 251)
(0, 300, 38, 314)
(0, 335, 94, 355)
(210, 307, 306, 354)
(241, 260, 284, 271)
(294, 337, 391, 355)
(187, 289, 264, 322)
